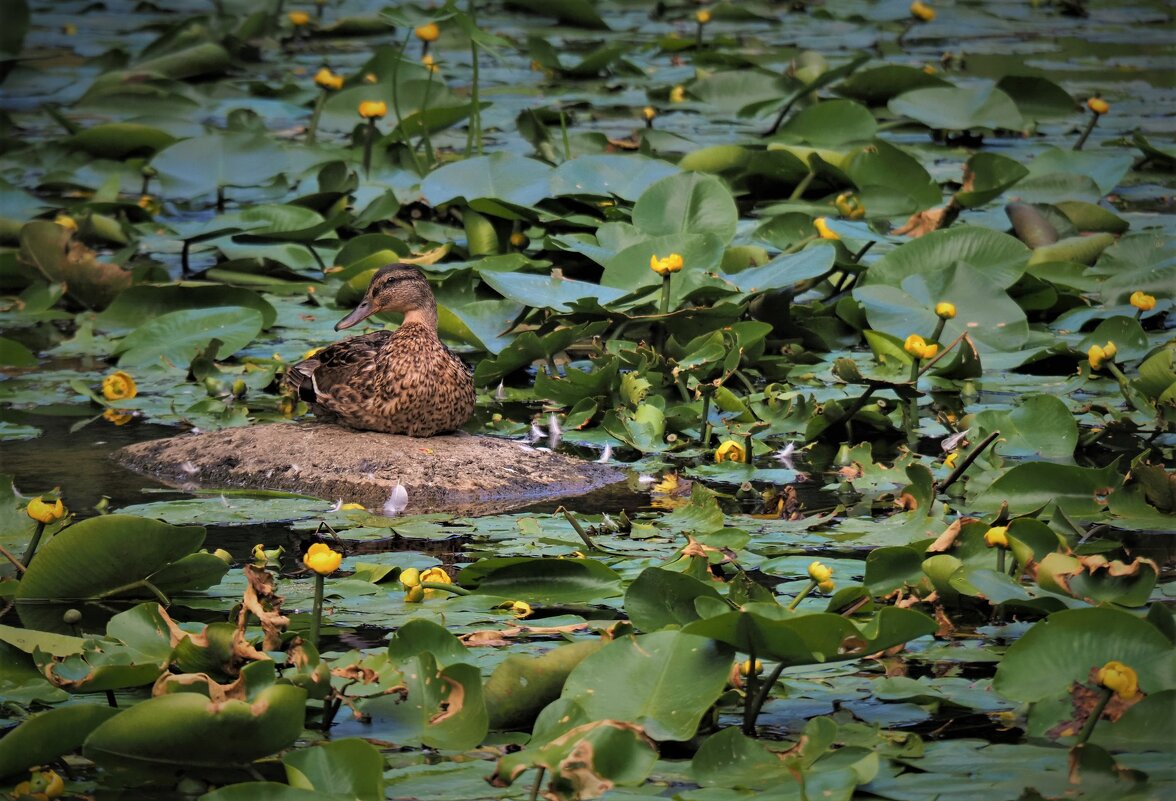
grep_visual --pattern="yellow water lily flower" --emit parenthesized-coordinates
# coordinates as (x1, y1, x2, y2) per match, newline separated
(1087, 97, 1109, 115)
(288, 10, 310, 26)
(102, 370, 137, 401)
(650, 252, 684, 275)
(415, 22, 440, 42)
(670, 85, 686, 103)
(739, 658, 763, 676)
(1097, 660, 1139, 700)
(314, 67, 344, 90)
(26, 496, 65, 524)
(1088, 341, 1117, 370)
(399, 567, 421, 587)
(359, 100, 388, 119)
(807, 561, 833, 582)
(14, 769, 65, 800)
(501, 600, 533, 617)
(910, 1, 935, 21)
(642, 105, 657, 121)
(983, 526, 1009, 548)
(303, 542, 342, 575)
(54, 214, 78, 231)
(421, 53, 439, 72)
(944, 451, 958, 468)
(818, 579, 836, 593)
(695, 9, 712, 24)
(834, 192, 865, 219)
(935, 301, 956, 319)
(1129, 291, 1156, 311)
(714, 440, 746, 463)
(813, 217, 840, 240)
(903, 334, 938, 360)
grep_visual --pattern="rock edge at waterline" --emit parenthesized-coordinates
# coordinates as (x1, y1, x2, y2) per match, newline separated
(114, 423, 624, 516)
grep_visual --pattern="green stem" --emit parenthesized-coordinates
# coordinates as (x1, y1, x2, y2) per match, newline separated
(1074, 113, 1100, 151)
(529, 766, 545, 801)
(658, 274, 671, 316)
(307, 90, 327, 144)
(699, 391, 712, 447)
(559, 507, 595, 552)
(95, 579, 171, 606)
(741, 642, 758, 736)
(789, 167, 816, 201)
(309, 572, 324, 649)
(389, 31, 424, 176)
(466, 0, 482, 156)
(745, 661, 787, 735)
(743, 433, 753, 465)
(362, 119, 376, 177)
(930, 317, 946, 345)
(1075, 687, 1113, 744)
(418, 67, 437, 168)
(939, 429, 1000, 493)
(787, 580, 817, 611)
(20, 522, 46, 567)
(996, 548, 1006, 574)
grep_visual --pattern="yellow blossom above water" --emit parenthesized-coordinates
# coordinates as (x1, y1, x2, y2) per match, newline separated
(1087, 97, 1110, 115)
(813, 217, 839, 240)
(314, 67, 344, 90)
(739, 658, 763, 676)
(695, 9, 712, 24)
(102, 370, 137, 401)
(421, 53, 438, 72)
(1088, 341, 1117, 370)
(983, 526, 1009, 548)
(834, 192, 865, 220)
(910, 1, 935, 21)
(415, 22, 440, 42)
(935, 301, 957, 319)
(650, 252, 683, 275)
(903, 334, 938, 360)
(1129, 290, 1156, 311)
(358, 100, 387, 119)
(714, 440, 745, 463)
(670, 85, 686, 103)
(818, 579, 835, 593)
(642, 105, 657, 121)
(288, 11, 310, 26)
(1097, 660, 1139, 700)
(26, 496, 66, 524)
(14, 770, 65, 801)
(303, 542, 342, 575)
(807, 561, 833, 582)
(54, 214, 77, 231)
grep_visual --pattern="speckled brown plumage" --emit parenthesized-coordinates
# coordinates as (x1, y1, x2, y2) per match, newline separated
(284, 264, 475, 437)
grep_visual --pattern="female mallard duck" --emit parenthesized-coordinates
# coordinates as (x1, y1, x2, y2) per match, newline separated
(285, 263, 475, 436)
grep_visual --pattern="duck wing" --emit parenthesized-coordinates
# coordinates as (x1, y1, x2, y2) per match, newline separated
(285, 330, 396, 404)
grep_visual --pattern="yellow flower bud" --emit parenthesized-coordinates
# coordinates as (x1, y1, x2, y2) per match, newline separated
(642, 105, 657, 121)
(984, 526, 1009, 548)
(314, 67, 344, 90)
(358, 100, 387, 119)
(405, 585, 425, 603)
(695, 9, 712, 24)
(288, 11, 310, 26)
(510, 231, 527, 248)
(715, 440, 746, 463)
(904, 334, 933, 359)
(399, 567, 421, 587)
(910, 1, 935, 21)
(944, 452, 958, 468)
(807, 561, 833, 582)
(834, 192, 865, 219)
(739, 658, 763, 677)
(935, 301, 956, 319)
(818, 579, 836, 593)
(650, 252, 684, 275)
(670, 85, 686, 103)
(26, 497, 66, 524)
(813, 217, 840, 240)
(415, 22, 440, 42)
(1129, 291, 1156, 311)
(1096, 660, 1139, 700)
(1087, 97, 1109, 115)
(101, 370, 137, 401)
(303, 542, 342, 575)
(212, 548, 233, 564)
(14, 769, 65, 800)
(505, 600, 532, 617)
(1088, 341, 1116, 371)
(421, 53, 438, 72)
(54, 214, 78, 231)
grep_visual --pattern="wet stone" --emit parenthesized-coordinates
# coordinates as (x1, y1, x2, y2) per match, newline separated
(114, 423, 623, 516)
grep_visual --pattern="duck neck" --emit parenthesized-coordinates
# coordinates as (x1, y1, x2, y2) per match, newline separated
(402, 305, 438, 330)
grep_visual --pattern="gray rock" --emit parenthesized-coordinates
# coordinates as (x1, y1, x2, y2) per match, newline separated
(114, 423, 622, 516)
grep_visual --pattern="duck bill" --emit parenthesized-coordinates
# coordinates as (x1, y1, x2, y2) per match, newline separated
(335, 301, 372, 331)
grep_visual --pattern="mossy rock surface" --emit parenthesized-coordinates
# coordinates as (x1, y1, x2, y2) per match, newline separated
(115, 423, 623, 515)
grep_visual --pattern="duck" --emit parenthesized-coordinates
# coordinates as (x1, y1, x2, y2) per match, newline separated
(285, 263, 476, 436)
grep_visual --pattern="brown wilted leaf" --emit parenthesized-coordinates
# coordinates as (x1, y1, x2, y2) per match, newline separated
(933, 604, 955, 637)
(893, 207, 949, 238)
(430, 674, 466, 724)
(927, 517, 977, 553)
(460, 622, 589, 647)
(1047, 671, 1144, 742)
(240, 564, 289, 650)
(153, 671, 250, 702)
(18, 221, 131, 309)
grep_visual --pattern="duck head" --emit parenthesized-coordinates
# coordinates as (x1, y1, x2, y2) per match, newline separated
(336, 263, 437, 330)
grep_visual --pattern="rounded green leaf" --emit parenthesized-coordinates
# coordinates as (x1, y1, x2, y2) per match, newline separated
(16, 515, 205, 601)
(114, 306, 264, 367)
(888, 84, 1024, 131)
(632, 172, 738, 244)
(0, 704, 120, 779)
(458, 557, 622, 603)
(865, 226, 1030, 289)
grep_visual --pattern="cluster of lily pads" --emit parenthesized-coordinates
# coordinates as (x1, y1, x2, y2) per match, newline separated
(0, 0, 1173, 799)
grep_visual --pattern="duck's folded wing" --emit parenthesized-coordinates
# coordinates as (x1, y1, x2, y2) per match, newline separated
(285, 331, 395, 404)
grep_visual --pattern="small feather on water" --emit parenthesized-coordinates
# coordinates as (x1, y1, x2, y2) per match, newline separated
(596, 443, 612, 463)
(384, 481, 409, 516)
(547, 412, 563, 450)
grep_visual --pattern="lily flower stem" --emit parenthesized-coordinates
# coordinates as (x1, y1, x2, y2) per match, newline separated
(996, 548, 1006, 574)
(362, 119, 378, 177)
(699, 392, 712, 447)
(106, 690, 118, 708)
(939, 429, 1000, 493)
(1074, 113, 1100, 152)
(389, 32, 425, 176)
(419, 581, 471, 596)
(744, 433, 753, 465)
(559, 508, 595, 552)
(466, 0, 483, 156)
(1076, 687, 1113, 745)
(787, 580, 817, 611)
(309, 573, 324, 649)
(307, 90, 327, 145)
(930, 318, 947, 345)
(19, 523, 45, 568)
(1106, 362, 1131, 394)
(656, 274, 672, 352)
(529, 766, 546, 801)
(789, 167, 816, 201)
(418, 69, 437, 168)
(916, 331, 967, 378)
(695, 21, 704, 47)
(96, 579, 170, 607)
(741, 642, 759, 736)
(907, 355, 922, 440)
(745, 661, 787, 736)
